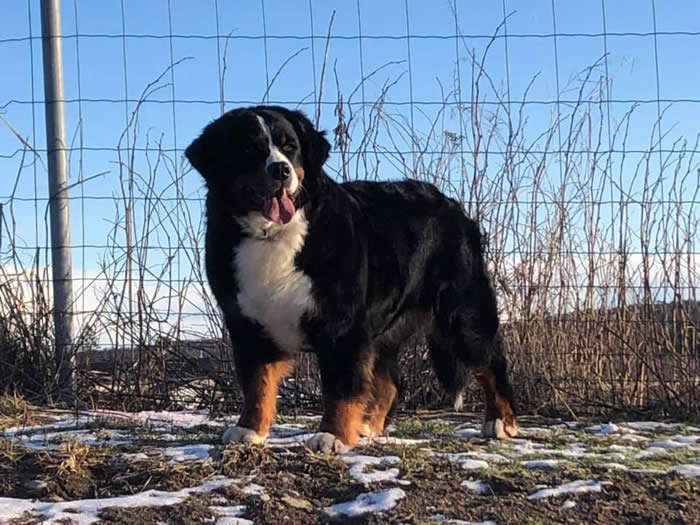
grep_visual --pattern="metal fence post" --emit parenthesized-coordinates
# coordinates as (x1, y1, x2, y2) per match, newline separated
(40, 0, 74, 401)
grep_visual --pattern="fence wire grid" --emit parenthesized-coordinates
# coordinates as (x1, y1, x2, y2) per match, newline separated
(1, 0, 699, 418)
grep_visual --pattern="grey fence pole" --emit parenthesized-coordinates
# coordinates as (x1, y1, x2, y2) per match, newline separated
(40, 0, 74, 401)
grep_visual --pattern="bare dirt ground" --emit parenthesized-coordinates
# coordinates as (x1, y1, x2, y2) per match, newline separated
(1, 406, 699, 524)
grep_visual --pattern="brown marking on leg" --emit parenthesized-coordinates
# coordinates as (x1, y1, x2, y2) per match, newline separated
(294, 166, 305, 185)
(237, 358, 294, 438)
(318, 348, 375, 448)
(320, 398, 368, 447)
(364, 367, 398, 436)
(472, 365, 518, 438)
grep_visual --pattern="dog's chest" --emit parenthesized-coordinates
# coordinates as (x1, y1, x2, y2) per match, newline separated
(234, 213, 314, 353)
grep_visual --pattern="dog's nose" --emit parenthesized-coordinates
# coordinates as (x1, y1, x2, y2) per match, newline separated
(267, 162, 291, 181)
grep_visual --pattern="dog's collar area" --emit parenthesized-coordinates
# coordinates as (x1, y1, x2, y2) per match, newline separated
(236, 210, 302, 241)
(255, 226, 272, 240)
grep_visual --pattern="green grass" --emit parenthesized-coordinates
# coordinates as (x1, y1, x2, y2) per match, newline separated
(393, 417, 458, 439)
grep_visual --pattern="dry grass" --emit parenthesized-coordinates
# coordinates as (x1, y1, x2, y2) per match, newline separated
(61, 440, 93, 472)
(0, 392, 36, 431)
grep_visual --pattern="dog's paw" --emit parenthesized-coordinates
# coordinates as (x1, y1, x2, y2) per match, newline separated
(481, 419, 518, 439)
(359, 423, 375, 438)
(453, 390, 465, 412)
(222, 425, 267, 445)
(305, 432, 349, 454)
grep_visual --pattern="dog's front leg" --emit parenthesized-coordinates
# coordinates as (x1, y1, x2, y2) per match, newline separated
(307, 342, 375, 453)
(222, 350, 294, 445)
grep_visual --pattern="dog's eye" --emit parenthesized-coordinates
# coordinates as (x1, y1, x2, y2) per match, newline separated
(282, 142, 298, 153)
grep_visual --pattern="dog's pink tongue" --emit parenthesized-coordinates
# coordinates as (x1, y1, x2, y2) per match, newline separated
(264, 190, 295, 225)
(278, 190, 295, 224)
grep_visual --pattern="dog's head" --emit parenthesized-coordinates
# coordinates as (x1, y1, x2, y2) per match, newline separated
(185, 106, 330, 225)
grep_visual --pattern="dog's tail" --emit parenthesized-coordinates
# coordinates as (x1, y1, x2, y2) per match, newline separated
(427, 338, 469, 410)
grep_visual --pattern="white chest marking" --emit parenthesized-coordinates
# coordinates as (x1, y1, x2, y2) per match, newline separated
(234, 210, 314, 353)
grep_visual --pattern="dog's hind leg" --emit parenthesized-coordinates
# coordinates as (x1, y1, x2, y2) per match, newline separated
(427, 334, 469, 411)
(431, 279, 518, 439)
(471, 343, 518, 439)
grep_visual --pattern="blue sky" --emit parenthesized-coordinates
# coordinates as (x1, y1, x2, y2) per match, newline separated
(1, 1, 699, 336)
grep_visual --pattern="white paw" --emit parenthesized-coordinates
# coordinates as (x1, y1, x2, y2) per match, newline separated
(222, 425, 267, 445)
(481, 419, 518, 439)
(305, 432, 349, 454)
(453, 391, 465, 412)
(359, 423, 375, 438)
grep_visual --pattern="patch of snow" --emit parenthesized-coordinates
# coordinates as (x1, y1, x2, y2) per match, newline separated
(673, 435, 700, 444)
(91, 409, 215, 427)
(460, 479, 489, 494)
(618, 434, 649, 443)
(0, 476, 236, 524)
(268, 424, 310, 439)
(215, 518, 254, 525)
(634, 447, 669, 459)
(587, 422, 620, 435)
(531, 443, 626, 462)
(454, 428, 482, 439)
(210, 504, 247, 518)
(453, 422, 481, 431)
(527, 479, 602, 500)
(162, 444, 213, 463)
(561, 499, 576, 509)
(431, 514, 497, 525)
(342, 454, 401, 484)
(608, 444, 637, 453)
(242, 483, 266, 495)
(619, 421, 682, 432)
(324, 488, 406, 517)
(465, 451, 509, 464)
(508, 439, 539, 455)
(122, 452, 149, 461)
(521, 459, 566, 469)
(457, 459, 490, 470)
(365, 436, 430, 446)
(602, 462, 629, 470)
(648, 436, 699, 449)
(436, 453, 490, 470)
(667, 464, 700, 477)
(628, 468, 666, 475)
(266, 430, 314, 447)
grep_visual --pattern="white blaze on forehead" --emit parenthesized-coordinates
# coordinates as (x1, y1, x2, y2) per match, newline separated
(256, 114, 299, 195)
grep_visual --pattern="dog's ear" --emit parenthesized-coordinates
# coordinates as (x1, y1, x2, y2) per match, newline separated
(184, 134, 211, 178)
(185, 112, 235, 180)
(278, 109, 331, 173)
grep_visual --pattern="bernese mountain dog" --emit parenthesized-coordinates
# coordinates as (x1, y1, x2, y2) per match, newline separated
(185, 105, 518, 453)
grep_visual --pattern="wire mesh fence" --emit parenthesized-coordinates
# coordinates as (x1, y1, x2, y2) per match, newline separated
(1, 0, 698, 418)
